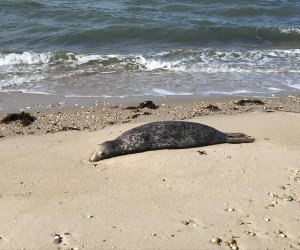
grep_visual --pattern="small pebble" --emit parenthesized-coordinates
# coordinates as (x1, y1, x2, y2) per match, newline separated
(275, 230, 283, 234)
(264, 217, 271, 222)
(231, 246, 239, 250)
(280, 233, 287, 238)
(244, 231, 256, 236)
(151, 233, 157, 236)
(224, 239, 237, 246)
(210, 237, 222, 244)
(282, 195, 294, 202)
(87, 215, 93, 219)
(237, 220, 244, 225)
(228, 208, 235, 212)
(181, 220, 190, 225)
(227, 239, 237, 245)
(53, 234, 62, 244)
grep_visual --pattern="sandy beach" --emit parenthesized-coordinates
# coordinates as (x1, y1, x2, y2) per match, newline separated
(0, 96, 300, 249)
(2, 0, 300, 248)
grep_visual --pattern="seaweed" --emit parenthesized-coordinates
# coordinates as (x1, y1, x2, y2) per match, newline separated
(235, 99, 265, 106)
(1, 112, 36, 126)
(205, 104, 220, 111)
(138, 100, 159, 109)
(60, 126, 81, 131)
(125, 100, 159, 110)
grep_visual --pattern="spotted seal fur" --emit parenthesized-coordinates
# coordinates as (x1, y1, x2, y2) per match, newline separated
(89, 121, 254, 161)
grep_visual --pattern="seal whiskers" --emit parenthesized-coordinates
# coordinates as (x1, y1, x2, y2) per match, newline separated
(89, 121, 254, 161)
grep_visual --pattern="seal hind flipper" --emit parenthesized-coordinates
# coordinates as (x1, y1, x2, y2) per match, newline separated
(225, 133, 255, 144)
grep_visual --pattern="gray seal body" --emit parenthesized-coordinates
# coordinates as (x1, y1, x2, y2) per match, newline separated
(89, 121, 254, 161)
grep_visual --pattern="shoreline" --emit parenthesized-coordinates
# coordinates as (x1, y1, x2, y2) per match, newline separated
(1, 91, 300, 113)
(1, 93, 300, 139)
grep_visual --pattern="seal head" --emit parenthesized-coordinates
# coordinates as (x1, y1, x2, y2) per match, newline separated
(89, 140, 121, 162)
(89, 141, 113, 162)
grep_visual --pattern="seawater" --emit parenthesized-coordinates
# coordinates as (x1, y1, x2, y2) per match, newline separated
(0, 0, 300, 97)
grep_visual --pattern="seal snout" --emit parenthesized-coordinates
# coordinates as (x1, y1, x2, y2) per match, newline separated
(89, 150, 105, 162)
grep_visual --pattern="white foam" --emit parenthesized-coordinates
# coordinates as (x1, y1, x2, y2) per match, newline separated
(268, 87, 282, 91)
(151, 88, 192, 96)
(137, 56, 183, 71)
(288, 84, 300, 90)
(74, 54, 105, 64)
(280, 27, 300, 34)
(1, 49, 300, 97)
(0, 74, 48, 89)
(0, 51, 52, 66)
(203, 90, 252, 96)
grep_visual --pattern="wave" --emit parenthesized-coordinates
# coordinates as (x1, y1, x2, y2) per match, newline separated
(53, 26, 300, 48)
(1, 48, 300, 69)
(220, 6, 294, 17)
(0, 48, 300, 91)
(0, 51, 53, 66)
(280, 27, 300, 34)
(1, 48, 300, 90)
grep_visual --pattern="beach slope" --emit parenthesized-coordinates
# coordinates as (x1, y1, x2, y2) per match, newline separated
(0, 111, 299, 249)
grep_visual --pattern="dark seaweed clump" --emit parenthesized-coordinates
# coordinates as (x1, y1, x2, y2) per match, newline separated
(235, 99, 265, 106)
(205, 104, 220, 111)
(125, 100, 159, 110)
(1, 112, 36, 126)
(138, 100, 159, 109)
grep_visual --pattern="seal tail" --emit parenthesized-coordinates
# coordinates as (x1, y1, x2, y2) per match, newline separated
(225, 133, 255, 144)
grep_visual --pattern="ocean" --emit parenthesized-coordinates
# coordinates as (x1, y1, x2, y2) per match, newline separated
(1, 0, 300, 98)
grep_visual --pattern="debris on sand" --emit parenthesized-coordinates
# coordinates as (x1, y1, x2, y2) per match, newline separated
(204, 104, 220, 111)
(138, 100, 159, 109)
(1, 112, 36, 126)
(197, 150, 207, 155)
(53, 234, 63, 244)
(181, 220, 190, 225)
(60, 126, 81, 131)
(125, 100, 159, 110)
(210, 237, 222, 244)
(235, 99, 265, 106)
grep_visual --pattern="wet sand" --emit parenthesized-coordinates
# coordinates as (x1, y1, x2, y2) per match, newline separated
(0, 95, 300, 249)
(1, 93, 300, 137)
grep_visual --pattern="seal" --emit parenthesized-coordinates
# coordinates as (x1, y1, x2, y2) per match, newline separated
(89, 121, 254, 162)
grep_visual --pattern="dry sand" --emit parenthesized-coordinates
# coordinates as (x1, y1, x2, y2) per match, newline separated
(0, 97, 300, 249)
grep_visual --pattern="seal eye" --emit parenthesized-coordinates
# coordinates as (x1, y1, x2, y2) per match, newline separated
(98, 151, 106, 159)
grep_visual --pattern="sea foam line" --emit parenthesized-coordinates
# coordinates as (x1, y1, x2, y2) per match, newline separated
(0, 51, 53, 66)
(279, 27, 300, 34)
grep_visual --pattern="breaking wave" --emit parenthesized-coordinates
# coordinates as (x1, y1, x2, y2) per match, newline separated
(1, 48, 299, 97)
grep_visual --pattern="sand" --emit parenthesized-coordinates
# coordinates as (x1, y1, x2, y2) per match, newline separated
(0, 97, 300, 249)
